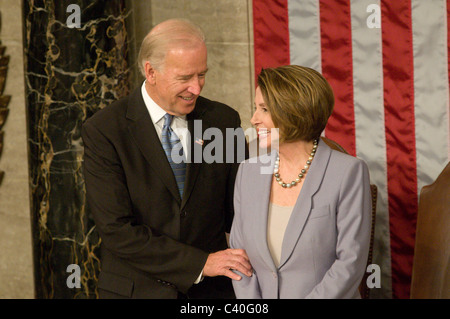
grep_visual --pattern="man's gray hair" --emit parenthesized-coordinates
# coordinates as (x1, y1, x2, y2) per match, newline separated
(138, 19, 206, 76)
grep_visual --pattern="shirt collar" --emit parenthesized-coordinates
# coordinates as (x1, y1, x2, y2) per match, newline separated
(141, 81, 166, 125)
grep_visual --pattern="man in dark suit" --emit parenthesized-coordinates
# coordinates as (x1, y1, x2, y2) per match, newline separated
(81, 19, 252, 299)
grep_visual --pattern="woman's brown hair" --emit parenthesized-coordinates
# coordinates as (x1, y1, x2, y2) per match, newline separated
(257, 65, 334, 143)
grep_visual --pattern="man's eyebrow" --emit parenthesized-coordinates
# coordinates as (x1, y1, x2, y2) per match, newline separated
(177, 68, 209, 79)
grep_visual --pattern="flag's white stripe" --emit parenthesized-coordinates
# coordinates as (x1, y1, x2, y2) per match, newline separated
(350, 0, 392, 299)
(288, 0, 321, 72)
(411, 0, 450, 192)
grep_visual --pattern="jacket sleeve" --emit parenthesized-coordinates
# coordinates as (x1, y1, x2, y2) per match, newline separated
(224, 111, 249, 233)
(229, 163, 262, 299)
(305, 159, 372, 298)
(82, 119, 208, 294)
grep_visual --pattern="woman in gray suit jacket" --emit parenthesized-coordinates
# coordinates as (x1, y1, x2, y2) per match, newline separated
(230, 65, 372, 298)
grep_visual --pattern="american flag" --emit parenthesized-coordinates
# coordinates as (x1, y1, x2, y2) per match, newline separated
(252, 0, 449, 299)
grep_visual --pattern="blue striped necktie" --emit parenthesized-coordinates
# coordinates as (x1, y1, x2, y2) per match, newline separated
(161, 113, 186, 197)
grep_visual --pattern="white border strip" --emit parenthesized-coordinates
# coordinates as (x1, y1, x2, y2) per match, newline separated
(350, 0, 392, 299)
(411, 0, 450, 191)
(288, 0, 321, 72)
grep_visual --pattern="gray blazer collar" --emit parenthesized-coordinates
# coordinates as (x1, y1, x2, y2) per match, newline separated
(253, 139, 333, 271)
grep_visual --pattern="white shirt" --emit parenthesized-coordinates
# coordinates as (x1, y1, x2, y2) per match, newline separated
(141, 82, 189, 160)
(267, 202, 294, 268)
(141, 81, 202, 284)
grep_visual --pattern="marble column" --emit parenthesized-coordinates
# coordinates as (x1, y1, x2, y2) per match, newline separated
(23, 0, 130, 298)
(0, 1, 34, 298)
(0, 16, 10, 186)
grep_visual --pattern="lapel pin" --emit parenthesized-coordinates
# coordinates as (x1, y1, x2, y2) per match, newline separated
(195, 138, 204, 146)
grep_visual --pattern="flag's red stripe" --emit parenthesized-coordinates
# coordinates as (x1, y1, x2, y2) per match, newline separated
(252, 0, 290, 81)
(381, 0, 418, 299)
(319, 0, 356, 156)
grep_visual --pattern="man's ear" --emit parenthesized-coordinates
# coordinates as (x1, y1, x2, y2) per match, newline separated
(145, 61, 157, 85)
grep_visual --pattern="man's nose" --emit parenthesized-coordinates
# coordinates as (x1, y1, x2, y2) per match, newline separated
(188, 77, 203, 95)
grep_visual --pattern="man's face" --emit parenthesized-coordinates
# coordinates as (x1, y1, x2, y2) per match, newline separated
(146, 43, 208, 116)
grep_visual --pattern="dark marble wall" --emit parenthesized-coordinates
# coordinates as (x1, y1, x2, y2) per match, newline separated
(23, 0, 130, 298)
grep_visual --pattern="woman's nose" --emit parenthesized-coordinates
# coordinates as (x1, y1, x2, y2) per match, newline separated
(250, 111, 259, 126)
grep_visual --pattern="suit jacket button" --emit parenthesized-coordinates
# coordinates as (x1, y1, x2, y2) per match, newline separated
(181, 210, 187, 217)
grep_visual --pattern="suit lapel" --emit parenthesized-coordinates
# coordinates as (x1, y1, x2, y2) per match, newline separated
(278, 140, 332, 269)
(254, 151, 279, 273)
(181, 97, 213, 210)
(126, 88, 181, 203)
